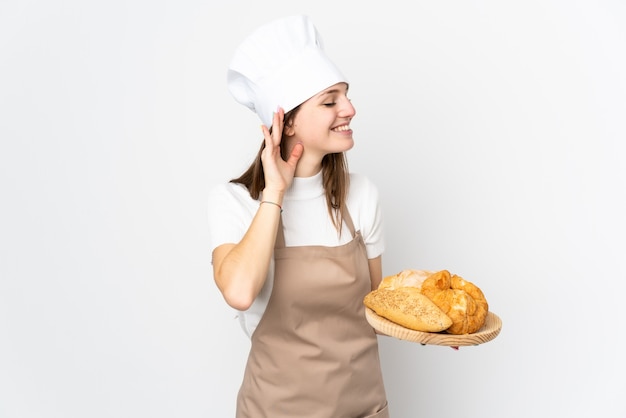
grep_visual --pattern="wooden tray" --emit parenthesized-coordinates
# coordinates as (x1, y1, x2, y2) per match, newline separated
(365, 308, 502, 346)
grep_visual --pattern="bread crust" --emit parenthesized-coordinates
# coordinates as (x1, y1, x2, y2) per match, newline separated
(364, 287, 453, 332)
(421, 270, 489, 334)
(378, 269, 433, 291)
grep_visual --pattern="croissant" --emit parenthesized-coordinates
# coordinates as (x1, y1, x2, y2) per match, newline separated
(420, 270, 489, 335)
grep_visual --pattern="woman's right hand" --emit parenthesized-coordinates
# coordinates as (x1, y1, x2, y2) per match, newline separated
(260, 107, 303, 197)
(213, 108, 304, 311)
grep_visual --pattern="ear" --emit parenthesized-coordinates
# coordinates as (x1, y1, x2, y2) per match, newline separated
(284, 121, 295, 137)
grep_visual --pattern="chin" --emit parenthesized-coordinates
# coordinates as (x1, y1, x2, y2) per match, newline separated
(334, 136, 354, 150)
(320, 139, 354, 155)
(342, 139, 355, 152)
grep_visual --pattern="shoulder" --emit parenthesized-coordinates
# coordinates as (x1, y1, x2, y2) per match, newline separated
(347, 172, 385, 257)
(208, 181, 248, 199)
(208, 182, 256, 208)
(348, 172, 380, 201)
(207, 181, 259, 227)
(207, 182, 258, 251)
(346, 172, 383, 222)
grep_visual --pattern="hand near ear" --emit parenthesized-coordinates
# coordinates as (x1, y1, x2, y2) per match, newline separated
(260, 107, 303, 196)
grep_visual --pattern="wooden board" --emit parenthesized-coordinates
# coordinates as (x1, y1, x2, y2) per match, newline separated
(365, 308, 502, 346)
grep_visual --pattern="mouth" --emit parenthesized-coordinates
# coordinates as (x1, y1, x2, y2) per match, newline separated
(331, 124, 351, 132)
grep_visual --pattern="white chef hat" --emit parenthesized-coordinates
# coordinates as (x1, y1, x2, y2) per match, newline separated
(227, 15, 348, 127)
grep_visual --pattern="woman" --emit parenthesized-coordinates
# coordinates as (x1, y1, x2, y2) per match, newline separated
(208, 15, 389, 418)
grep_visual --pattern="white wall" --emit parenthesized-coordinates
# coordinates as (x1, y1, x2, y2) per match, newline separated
(1, 1, 624, 417)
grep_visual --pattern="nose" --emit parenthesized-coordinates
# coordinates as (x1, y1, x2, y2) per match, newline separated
(339, 96, 356, 118)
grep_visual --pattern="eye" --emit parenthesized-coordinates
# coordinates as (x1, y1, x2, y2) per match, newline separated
(323, 102, 336, 107)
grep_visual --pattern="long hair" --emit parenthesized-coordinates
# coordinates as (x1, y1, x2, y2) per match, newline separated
(230, 106, 350, 232)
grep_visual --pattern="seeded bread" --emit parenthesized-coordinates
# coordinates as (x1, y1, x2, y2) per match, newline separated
(364, 287, 453, 332)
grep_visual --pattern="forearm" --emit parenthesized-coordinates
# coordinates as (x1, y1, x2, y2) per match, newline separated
(213, 192, 283, 310)
(367, 256, 388, 335)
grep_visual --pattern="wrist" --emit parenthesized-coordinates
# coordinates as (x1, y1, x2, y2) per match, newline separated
(261, 189, 284, 206)
(260, 200, 283, 213)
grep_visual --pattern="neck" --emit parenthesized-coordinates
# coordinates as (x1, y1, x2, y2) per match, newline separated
(285, 138, 323, 177)
(294, 156, 322, 177)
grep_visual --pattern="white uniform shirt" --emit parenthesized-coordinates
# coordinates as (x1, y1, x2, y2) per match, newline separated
(208, 171, 384, 337)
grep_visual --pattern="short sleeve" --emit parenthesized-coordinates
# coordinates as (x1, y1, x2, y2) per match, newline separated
(207, 182, 257, 253)
(207, 182, 273, 339)
(347, 173, 385, 259)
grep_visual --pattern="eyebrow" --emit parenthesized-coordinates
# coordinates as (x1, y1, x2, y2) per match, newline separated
(318, 86, 349, 98)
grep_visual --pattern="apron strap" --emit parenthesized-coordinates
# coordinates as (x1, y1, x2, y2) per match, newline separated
(276, 215, 286, 249)
(341, 205, 357, 236)
(275, 204, 356, 249)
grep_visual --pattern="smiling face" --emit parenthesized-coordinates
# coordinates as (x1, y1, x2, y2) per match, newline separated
(284, 82, 356, 175)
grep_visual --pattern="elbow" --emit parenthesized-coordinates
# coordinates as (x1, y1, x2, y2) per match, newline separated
(218, 277, 257, 311)
(213, 257, 262, 311)
(223, 287, 255, 311)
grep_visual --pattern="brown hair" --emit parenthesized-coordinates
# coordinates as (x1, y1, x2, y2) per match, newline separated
(230, 106, 350, 232)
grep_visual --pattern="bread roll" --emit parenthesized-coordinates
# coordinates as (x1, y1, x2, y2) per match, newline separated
(421, 270, 489, 335)
(378, 269, 433, 291)
(364, 287, 453, 332)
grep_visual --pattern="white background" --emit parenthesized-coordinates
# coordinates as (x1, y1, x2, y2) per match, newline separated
(1, 1, 625, 417)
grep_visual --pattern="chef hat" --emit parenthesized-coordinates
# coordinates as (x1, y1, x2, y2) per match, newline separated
(227, 15, 348, 127)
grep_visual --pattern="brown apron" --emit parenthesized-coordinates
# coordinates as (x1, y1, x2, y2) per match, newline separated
(236, 208, 389, 418)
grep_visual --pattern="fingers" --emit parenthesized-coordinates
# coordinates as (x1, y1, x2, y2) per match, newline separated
(261, 107, 285, 150)
(419, 344, 460, 350)
(261, 124, 271, 147)
(286, 142, 304, 167)
(273, 107, 284, 144)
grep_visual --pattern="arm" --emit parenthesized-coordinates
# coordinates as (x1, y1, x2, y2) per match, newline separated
(212, 196, 282, 311)
(368, 255, 383, 291)
(367, 255, 389, 336)
(212, 108, 303, 311)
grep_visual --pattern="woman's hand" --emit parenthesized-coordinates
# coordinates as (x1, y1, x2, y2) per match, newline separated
(260, 107, 304, 197)
(212, 108, 304, 311)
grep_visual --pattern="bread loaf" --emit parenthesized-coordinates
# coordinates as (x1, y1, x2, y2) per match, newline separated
(364, 287, 452, 332)
(378, 269, 433, 291)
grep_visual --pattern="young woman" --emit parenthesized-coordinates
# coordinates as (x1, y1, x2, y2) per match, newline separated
(208, 15, 389, 418)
